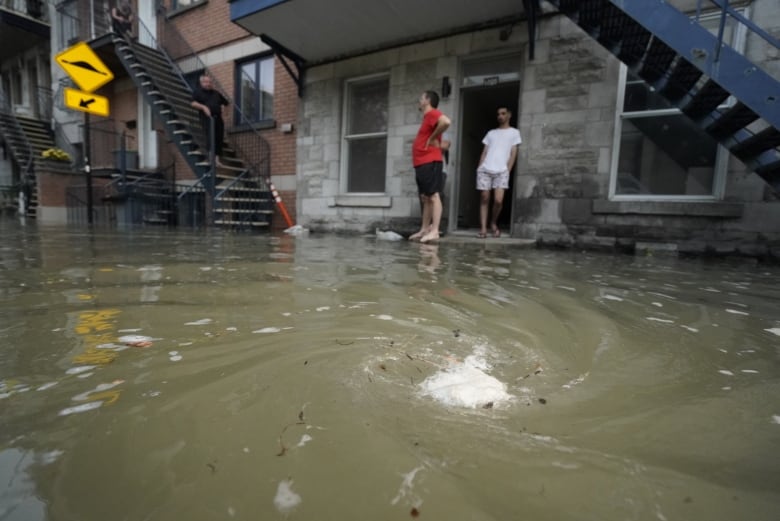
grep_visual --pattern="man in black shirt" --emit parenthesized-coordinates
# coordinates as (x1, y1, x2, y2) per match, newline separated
(191, 75, 229, 163)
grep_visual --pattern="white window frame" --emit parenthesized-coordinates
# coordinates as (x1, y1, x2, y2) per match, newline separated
(339, 73, 390, 195)
(609, 9, 748, 202)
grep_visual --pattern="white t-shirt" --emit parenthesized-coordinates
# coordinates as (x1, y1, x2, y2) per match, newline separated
(480, 127, 522, 173)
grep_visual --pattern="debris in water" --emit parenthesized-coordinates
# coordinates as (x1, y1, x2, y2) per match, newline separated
(482, 401, 494, 409)
(411, 507, 420, 517)
(538, 398, 547, 405)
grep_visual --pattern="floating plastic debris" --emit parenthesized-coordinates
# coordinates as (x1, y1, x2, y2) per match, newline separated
(253, 327, 281, 334)
(284, 225, 309, 236)
(375, 315, 393, 321)
(764, 328, 780, 337)
(185, 319, 212, 326)
(169, 351, 183, 362)
(376, 228, 403, 241)
(718, 370, 734, 376)
(726, 309, 749, 316)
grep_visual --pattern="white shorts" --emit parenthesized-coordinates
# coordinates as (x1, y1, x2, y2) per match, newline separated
(476, 167, 509, 191)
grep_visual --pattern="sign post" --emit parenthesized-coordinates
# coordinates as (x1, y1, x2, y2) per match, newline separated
(55, 42, 114, 225)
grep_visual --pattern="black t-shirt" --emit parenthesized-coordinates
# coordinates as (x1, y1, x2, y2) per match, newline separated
(192, 87, 228, 118)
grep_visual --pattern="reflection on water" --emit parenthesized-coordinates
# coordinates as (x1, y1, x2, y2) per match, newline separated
(1, 221, 779, 520)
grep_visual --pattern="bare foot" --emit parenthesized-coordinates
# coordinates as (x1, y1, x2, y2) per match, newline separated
(419, 231, 439, 243)
(409, 230, 426, 241)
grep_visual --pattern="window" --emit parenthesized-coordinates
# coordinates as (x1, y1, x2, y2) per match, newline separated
(341, 75, 389, 193)
(235, 56, 274, 125)
(610, 11, 747, 199)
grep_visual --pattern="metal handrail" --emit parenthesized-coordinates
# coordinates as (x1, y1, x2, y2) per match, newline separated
(696, 0, 780, 63)
(0, 83, 34, 181)
(154, 7, 292, 225)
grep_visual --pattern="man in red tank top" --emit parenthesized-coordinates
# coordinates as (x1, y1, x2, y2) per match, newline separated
(409, 91, 450, 243)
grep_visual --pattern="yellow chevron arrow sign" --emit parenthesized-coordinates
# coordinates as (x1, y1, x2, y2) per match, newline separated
(64, 88, 110, 117)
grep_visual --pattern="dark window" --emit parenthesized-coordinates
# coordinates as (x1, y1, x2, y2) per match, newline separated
(235, 56, 274, 125)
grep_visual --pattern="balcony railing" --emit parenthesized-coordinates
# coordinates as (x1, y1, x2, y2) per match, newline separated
(0, 0, 48, 23)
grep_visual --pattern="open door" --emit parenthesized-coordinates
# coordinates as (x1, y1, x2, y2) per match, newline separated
(456, 81, 520, 232)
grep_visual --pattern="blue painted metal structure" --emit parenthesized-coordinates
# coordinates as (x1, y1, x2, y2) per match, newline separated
(548, 0, 780, 190)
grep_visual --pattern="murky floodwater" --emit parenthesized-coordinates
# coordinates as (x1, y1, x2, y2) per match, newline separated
(1, 220, 779, 521)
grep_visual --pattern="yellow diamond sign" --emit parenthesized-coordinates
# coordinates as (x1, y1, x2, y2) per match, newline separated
(64, 88, 110, 117)
(55, 42, 114, 93)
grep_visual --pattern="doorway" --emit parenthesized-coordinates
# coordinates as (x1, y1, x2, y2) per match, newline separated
(456, 82, 520, 232)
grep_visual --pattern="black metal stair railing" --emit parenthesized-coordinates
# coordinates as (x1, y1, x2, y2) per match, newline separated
(156, 9, 288, 227)
(547, 0, 780, 189)
(0, 84, 35, 190)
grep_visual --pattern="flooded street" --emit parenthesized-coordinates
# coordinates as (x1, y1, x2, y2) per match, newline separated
(1, 220, 779, 521)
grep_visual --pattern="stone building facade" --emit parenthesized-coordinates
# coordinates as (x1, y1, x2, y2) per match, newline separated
(290, 1, 780, 256)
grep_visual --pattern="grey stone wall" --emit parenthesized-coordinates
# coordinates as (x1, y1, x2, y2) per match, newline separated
(514, 4, 780, 258)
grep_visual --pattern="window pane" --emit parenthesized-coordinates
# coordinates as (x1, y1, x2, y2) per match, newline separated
(347, 137, 387, 192)
(259, 58, 274, 121)
(348, 80, 388, 135)
(238, 62, 258, 124)
(616, 115, 717, 196)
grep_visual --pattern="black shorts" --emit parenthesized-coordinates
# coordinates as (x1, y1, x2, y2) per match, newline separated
(415, 161, 444, 196)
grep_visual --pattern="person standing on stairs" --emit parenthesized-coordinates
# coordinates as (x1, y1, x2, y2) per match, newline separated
(191, 75, 229, 167)
(110, 1, 134, 39)
(475, 106, 521, 239)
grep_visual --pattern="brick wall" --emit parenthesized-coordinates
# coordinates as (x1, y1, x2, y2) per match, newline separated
(163, 0, 249, 56)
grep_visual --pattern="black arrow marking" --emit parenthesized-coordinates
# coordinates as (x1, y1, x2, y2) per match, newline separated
(61, 60, 108, 75)
(79, 98, 95, 108)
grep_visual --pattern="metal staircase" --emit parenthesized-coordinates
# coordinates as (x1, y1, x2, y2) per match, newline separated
(0, 87, 61, 218)
(546, 0, 780, 190)
(111, 30, 274, 229)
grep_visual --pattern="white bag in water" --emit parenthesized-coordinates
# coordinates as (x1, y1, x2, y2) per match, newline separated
(376, 228, 403, 241)
(284, 224, 309, 236)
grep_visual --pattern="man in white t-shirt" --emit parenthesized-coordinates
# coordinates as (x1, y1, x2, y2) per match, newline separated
(475, 106, 522, 238)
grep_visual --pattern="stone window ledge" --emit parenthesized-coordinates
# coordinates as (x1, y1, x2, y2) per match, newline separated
(592, 200, 743, 217)
(328, 195, 392, 208)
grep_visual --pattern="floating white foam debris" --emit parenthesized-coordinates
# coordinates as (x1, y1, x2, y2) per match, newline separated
(680, 325, 699, 333)
(296, 434, 313, 447)
(648, 292, 676, 300)
(226, 327, 237, 332)
(36, 382, 58, 391)
(646, 317, 674, 324)
(227, 506, 236, 517)
(137, 265, 162, 272)
(243, 447, 250, 453)
(726, 309, 749, 316)
(253, 327, 281, 334)
(169, 351, 183, 362)
(551, 461, 580, 470)
(375, 314, 393, 321)
(316, 306, 330, 312)
(772, 415, 780, 425)
(718, 370, 734, 376)
(185, 318, 212, 326)
(419, 348, 512, 408)
(199, 267, 212, 271)
(66, 365, 97, 375)
(72, 380, 124, 401)
(764, 328, 780, 337)
(651, 302, 663, 308)
(391, 466, 424, 505)
(741, 369, 759, 374)
(603, 295, 623, 301)
(118, 328, 142, 333)
(722, 387, 731, 391)
(557, 286, 576, 292)
(273, 479, 302, 513)
(700, 287, 721, 293)
(59, 401, 103, 416)
(40, 450, 64, 465)
(718, 348, 728, 353)
(76, 372, 93, 379)
(562, 373, 587, 389)
(282, 312, 292, 316)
